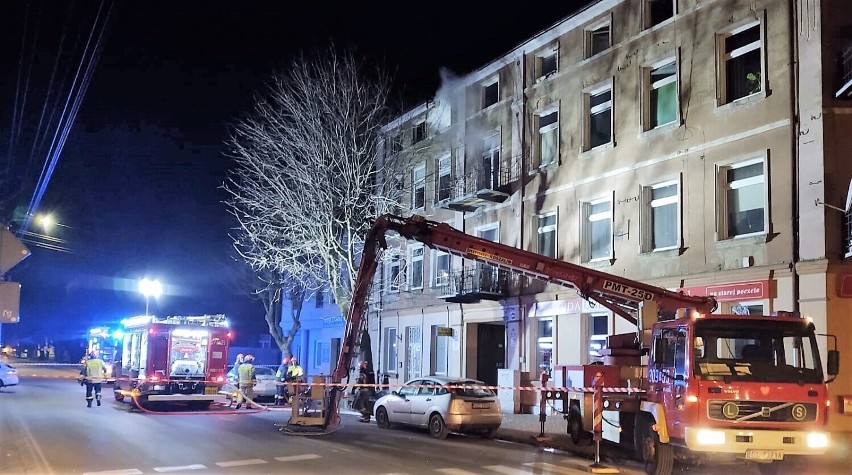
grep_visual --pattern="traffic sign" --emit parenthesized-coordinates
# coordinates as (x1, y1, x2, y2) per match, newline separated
(0, 228, 31, 274)
(0, 282, 21, 323)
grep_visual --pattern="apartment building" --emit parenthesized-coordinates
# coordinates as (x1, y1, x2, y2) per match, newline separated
(369, 0, 852, 435)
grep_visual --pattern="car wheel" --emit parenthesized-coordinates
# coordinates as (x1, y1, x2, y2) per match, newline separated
(375, 406, 392, 429)
(429, 413, 449, 440)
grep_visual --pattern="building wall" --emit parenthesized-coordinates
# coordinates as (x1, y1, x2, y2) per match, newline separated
(371, 0, 852, 434)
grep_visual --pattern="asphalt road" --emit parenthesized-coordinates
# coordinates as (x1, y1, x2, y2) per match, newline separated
(0, 364, 643, 475)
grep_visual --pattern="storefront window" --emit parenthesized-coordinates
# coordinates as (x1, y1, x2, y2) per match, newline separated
(536, 319, 553, 377)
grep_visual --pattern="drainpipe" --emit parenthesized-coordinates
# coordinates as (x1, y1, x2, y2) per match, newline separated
(789, 0, 801, 312)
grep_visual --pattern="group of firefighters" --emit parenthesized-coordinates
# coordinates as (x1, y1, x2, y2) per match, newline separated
(231, 353, 305, 409)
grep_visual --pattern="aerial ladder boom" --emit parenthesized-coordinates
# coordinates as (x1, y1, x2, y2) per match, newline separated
(326, 214, 716, 429)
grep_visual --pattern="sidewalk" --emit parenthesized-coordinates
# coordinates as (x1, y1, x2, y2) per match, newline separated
(492, 411, 850, 474)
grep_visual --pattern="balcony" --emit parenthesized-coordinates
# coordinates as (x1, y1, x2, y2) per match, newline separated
(436, 264, 512, 303)
(837, 43, 852, 98)
(439, 160, 520, 212)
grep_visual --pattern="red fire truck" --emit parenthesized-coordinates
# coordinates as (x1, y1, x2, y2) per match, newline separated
(86, 327, 120, 383)
(113, 314, 231, 409)
(323, 214, 839, 475)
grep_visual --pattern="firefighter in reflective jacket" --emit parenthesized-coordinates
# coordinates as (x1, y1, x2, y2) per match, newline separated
(81, 352, 106, 407)
(235, 354, 256, 409)
(284, 357, 304, 404)
(274, 356, 290, 406)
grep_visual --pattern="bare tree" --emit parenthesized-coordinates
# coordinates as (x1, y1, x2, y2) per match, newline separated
(224, 47, 399, 355)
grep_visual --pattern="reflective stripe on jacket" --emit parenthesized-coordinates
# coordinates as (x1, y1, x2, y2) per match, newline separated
(238, 362, 255, 385)
(286, 364, 304, 380)
(86, 358, 106, 383)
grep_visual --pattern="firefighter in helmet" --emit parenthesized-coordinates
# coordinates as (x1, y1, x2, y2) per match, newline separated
(274, 356, 290, 405)
(354, 360, 376, 423)
(235, 354, 256, 409)
(81, 351, 107, 407)
(284, 356, 304, 404)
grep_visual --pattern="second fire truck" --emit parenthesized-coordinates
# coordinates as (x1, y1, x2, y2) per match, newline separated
(112, 314, 231, 409)
(324, 214, 839, 475)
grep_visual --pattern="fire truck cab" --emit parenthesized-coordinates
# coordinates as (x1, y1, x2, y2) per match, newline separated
(87, 327, 120, 383)
(113, 314, 231, 409)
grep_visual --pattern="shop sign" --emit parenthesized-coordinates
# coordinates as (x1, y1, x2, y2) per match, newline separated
(322, 316, 345, 328)
(679, 280, 769, 302)
(436, 327, 453, 337)
(534, 298, 584, 317)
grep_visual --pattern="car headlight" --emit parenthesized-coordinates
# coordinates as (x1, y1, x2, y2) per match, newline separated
(807, 432, 829, 449)
(696, 429, 726, 445)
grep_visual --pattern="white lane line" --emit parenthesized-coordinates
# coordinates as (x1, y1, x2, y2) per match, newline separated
(524, 462, 586, 474)
(274, 454, 322, 462)
(434, 469, 480, 475)
(83, 470, 143, 475)
(153, 464, 207, 472)
(215, 458, 268, 467)
(483, 465, 535, 474)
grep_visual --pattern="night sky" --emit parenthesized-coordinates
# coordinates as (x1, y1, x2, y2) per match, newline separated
(0, 0, 592, 345)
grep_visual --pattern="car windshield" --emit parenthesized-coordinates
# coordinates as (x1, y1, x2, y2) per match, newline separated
(693, 319, 824, 384)
(448, 380, 495, 398)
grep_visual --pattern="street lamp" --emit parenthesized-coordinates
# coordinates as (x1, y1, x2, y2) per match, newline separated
(138, 278, 163, 316)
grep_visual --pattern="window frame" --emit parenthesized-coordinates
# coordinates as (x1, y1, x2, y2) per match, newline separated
(411, 163, 426, 210)
(432, 249, 451, 288)
(584, 82, 613, 151)
(585, 20, 612, 58)
(430, 325, 449, 376)
(435, 154, 452, 203)
(413, 120, 427, 144)
(588, 313, 609, 363)
(537, 211, 558, 258)
(581, 194, 614, 262)
(716, 18, 765, 106)
(483, 78, 499, 109)
(537, 108, 560, 168)
(716, 156, 767, 240)
(386, 252, 402, 293)
(408, 244, 425, 290)
(535, 317, 554, 377)
(536, 47, 559, 80)
(383, 327, 398, 378)
(643, 56, 679, 131)
(641, 178, 681, 253)
(643, 0, 676, 29)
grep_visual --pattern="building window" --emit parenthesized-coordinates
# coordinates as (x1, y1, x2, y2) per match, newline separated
(411, 163, 425, 209)
(435, 155, 452, 202)
(644, 59, 678, 130)
(538, 110, 559, 168)
(387, 253, 401, 293)
(718, 21, 763, 104)
(478, 223, 499, 243)
(430, 325, 448, 376)
(643, 180, 679, 251)
(537, 212, 557, 258)
(482, 133, 501, 189)
(536, 318, 553, 376)
(583, 196, 612, 261)
(432, 250, 451, 287)
(845, 201, 852, 258)
(483, 80, 499, 108)
(386, 133, 403, 158)
(537, 50, 558, 79)
(585, 22, 611, 58)
(586, 84, 612, 150)
(383, 327, 398, 376)
(645, 0, 675, 28)
(588, 314, 609, 362)
(408, 245, 424, 290)
(413, 121, 426, 144)
(718, 158, 765, 238)
(315, 291, 324, 308)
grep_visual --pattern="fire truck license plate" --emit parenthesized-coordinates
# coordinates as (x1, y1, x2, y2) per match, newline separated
(204, 386, 218, 395)
(745, 449, 783, 461)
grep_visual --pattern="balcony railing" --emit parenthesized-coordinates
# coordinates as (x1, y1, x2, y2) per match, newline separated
(435, 264, 513, 303)
(837, 43, 852, 98)
(438, 159, 520, 212)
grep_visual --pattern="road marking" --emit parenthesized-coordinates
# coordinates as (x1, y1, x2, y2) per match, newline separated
(215, 459, 268, 467)
(483, 465, 535, 474)
(524, 462, 586, 474)
(435, 469, 480, 475)
(153, 464, 207, 472)
(274, 454, 322, 462)
(83, 470, 143, 475)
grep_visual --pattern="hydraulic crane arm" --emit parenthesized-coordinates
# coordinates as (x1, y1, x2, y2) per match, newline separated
(326, 214, 716, 428)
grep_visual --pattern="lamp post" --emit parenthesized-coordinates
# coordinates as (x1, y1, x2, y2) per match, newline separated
(138, 278, 163, 316)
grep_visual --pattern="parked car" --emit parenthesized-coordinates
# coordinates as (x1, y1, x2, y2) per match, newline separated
(0, 361, 19, 388)
(223, 366, 278, 400)
(372, 375, 502, 439)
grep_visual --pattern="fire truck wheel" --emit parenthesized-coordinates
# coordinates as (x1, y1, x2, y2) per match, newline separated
(755, 462, 780, 475)
(566, 410, 585, 445)
(428, 413, 449, 440)
(638, 416, 673, 475)
(375, 406, 392, 429)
